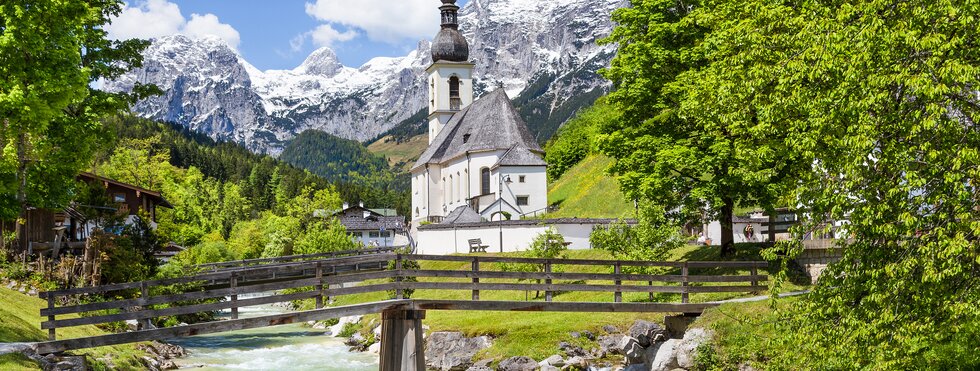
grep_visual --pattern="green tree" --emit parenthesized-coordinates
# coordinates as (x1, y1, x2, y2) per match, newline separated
(598, 0, 798, 256)
(294, 218, 360, 255)
(590, 203, 684, 271)
(0, 0, 153, 250)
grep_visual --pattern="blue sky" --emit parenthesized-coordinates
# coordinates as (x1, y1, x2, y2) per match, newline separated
(107, 0, 470, 70)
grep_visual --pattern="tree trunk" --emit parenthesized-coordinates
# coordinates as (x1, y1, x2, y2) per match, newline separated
(15, 131, 29, 253)
(720, 197, 736, 257)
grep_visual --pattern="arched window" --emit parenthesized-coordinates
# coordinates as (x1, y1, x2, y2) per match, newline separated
(481, 168, 491, 195)
(449, 175, 454, 205)
(457, 172, 462, 201)
(449, 76, 461, 110)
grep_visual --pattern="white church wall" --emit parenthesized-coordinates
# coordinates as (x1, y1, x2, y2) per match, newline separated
(498, 166, 548, 217)
(416, 220, 613, 255)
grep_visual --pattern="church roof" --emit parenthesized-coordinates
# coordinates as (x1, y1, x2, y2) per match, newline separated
(442, 206, 484, 224)
(493, 146, 548, 168)
(412, 89, 543, 171)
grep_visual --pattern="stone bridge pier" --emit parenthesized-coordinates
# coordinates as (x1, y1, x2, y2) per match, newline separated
(379, 309, 426, 371)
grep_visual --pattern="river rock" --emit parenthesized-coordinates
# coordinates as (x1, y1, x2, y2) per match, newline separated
(540, 365, 560, 371)
(497, 356, 537, 371)
(563, 356, 588, 370)
(650, 339, 680, 371)
(368, 342, 381, 354)
(558, 342, 587, 358)
(598, 334, 626, 354)
(675, 328, 712, 369)
(602, 325, 620, 334)
(619, 336, 645, 364)
(540, 354, 565, 367)
(629, 320, 668, 347)
(426, 331, 493, 371)
(328, 315, 361, 337)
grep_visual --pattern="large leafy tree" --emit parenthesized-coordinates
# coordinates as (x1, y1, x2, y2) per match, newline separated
(0, 0, 154, 250)
(598, 0, 799, 255)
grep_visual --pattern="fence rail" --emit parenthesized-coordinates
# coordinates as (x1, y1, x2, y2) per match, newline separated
(38, 253, 768, 353)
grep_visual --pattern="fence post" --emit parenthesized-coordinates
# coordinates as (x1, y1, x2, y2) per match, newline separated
(544, 261, 553, 302)
(648, 280, 654, 302)
(681, 262, 689, 304)
(315, 261, 324, 309)
(395, 254, 404, 300)
(472, 258, 480, 301)
(46, 295, 56, 340)
(750, 265, 759, 288)
(614, 262, 622, 303)
(230, 272, 239, 320)
(139, 281, 152, 330)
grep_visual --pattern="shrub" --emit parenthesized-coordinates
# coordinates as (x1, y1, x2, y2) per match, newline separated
(590, 203, 683, 272)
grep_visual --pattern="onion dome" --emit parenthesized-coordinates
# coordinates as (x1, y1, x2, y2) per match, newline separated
(431, 0, 469, 63)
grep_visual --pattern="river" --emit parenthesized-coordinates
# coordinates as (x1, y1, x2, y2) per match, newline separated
(168, 295, 378, 370)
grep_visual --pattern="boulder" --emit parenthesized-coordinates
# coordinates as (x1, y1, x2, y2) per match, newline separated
(675, 328, 712, 369)
(328, 315, 361, 337)
(629, 320, 668, 347)
(598, 334, 626, 355)
(602, 325, 620, 334)
(497, 356, 537, 371)
(563, 356, 588, 370)
(426, 331, 493, 371)
(650, 339, 680, 371)
(540, 366, 560, 371)
(540, 355, 565, 367)
(368, 342, 381, 354)
(558, 342, 587, 358)
(619, 336, 645, 364)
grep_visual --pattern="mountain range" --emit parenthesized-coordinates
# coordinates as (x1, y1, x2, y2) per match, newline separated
(104, 0, 626, 154)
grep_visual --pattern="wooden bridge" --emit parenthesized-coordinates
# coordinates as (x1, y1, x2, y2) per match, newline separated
(36, 250, 767, 370)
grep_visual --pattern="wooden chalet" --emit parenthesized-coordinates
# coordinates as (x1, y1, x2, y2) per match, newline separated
(17, 172, 173, 255)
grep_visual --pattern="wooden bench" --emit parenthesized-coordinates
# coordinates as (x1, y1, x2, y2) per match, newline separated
(468, 239, 489, 253)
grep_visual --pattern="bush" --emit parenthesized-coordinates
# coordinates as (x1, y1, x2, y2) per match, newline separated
(294, 218, 361, 255)
(590, 203, 683, 272)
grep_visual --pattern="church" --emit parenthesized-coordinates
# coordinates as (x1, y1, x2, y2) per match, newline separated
(411, 0, 548, 226)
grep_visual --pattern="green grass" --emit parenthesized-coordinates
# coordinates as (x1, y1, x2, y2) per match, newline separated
(547, 155, 633, 219)
(0, 287, 149, 370)
(367, 134, 429, 171)
(0, 353, 39, 370)
(304, 246, 810, 363)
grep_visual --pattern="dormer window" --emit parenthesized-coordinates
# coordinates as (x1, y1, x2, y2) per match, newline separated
(463, 133, 471, 143)
(449, 76, 461, 110)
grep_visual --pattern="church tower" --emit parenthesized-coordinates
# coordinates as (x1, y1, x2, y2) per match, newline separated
(426, 0, 474, 144)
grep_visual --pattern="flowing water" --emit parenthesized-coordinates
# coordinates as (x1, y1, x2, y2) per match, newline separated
(168, 294, 378, 370)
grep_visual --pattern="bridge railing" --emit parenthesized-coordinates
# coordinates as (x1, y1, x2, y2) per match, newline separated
(191, 246, 401, 272)
(38, 253, 768, 349)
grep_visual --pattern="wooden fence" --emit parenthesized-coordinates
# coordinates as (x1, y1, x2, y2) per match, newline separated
(37, 253, 768, 354)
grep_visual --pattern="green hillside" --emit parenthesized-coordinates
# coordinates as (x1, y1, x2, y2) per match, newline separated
(367, 134, 428, 172)
(547, 154, 633, 219)
(0, 287, 149, 369)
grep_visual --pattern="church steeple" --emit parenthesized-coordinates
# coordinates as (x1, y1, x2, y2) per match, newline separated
(431, 0, 469, 63)
(426, 0, 474, 144)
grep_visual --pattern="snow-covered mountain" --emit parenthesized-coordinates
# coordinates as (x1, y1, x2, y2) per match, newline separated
(105, 0, 626, 154)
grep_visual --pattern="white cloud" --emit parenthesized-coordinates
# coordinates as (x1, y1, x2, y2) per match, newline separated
(183, 13, 241, 49)
(308, 25, 358, 49)
(303, 0, 439, 44)
(106, 0, 241, 50)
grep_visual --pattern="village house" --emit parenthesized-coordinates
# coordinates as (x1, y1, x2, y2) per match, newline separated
(15, 172, 172, 256)
(334, 202, 408, 248)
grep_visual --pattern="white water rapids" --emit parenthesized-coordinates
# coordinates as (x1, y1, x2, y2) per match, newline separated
(167, 293, 378, 370)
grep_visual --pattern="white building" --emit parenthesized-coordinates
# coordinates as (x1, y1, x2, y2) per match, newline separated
(411, 0, 548, 226)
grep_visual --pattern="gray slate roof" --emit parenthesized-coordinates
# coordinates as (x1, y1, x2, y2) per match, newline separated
(494, 146, 547, 168)
(441, 206, 484, 224)
(339, 215, 406, 231)
(412, 89, 543, 170)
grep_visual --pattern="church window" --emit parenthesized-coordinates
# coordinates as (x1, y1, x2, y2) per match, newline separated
(415, 207, 419, 217)
(481, 168, 490, 195)
(457, 172, 462, 201)
(449, 76, 461, 110)
(516, 196, 529, 206)
(449, 175, 454, 204)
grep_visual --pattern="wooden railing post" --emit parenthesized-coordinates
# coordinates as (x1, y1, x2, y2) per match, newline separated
(315, 262, 324, 309)
(614, 262, 622, 303)
(544, 261, 553, 302)
(471, 258, 480, 301)
(230, 272, 239, 320)
(681, 262, 689, 304)
(750, 266, 759, 288)
(395, 254, 404, 300)
(648, 280, 654, 302)
(46, 295, 56, 340)
(139, 281, 152, 330)
(328, 265, 337, 303)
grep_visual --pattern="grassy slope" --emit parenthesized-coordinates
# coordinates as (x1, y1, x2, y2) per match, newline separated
(306, 246, 809, 363)
(367, 134, 429, 172)
(547, 154, 633, 219)
(0, 287, 148, 370)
